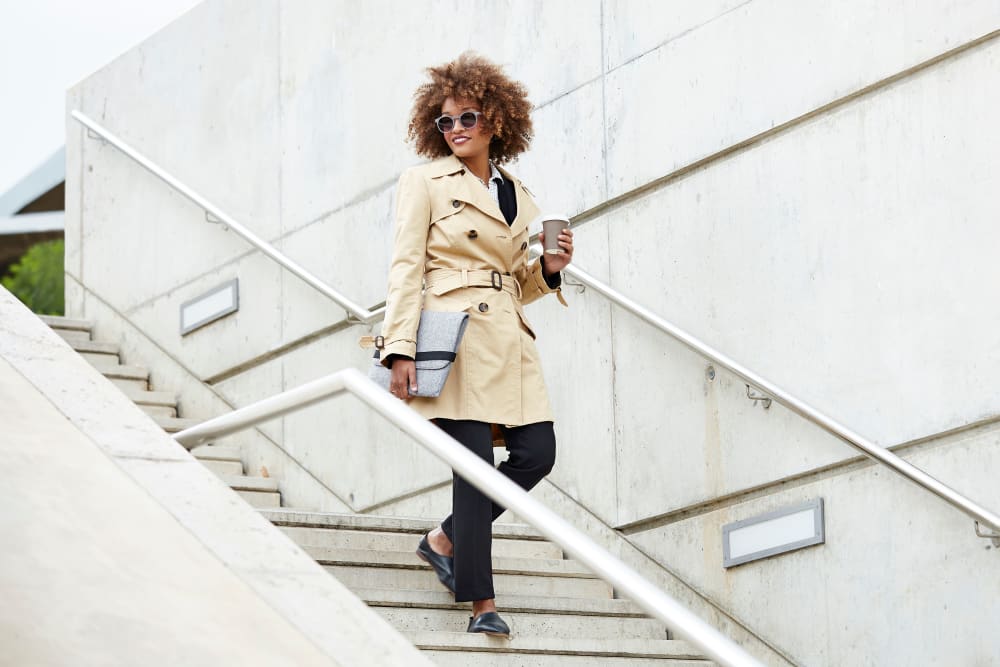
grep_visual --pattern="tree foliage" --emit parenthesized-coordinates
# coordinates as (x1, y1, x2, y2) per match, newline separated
(2, 239, 65, 315)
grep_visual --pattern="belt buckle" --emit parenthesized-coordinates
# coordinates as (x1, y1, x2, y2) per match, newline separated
(490, 270, 502, 291)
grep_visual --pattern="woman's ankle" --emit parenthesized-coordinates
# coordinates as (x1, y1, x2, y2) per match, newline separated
(428, 526, 454, 557)
(472, 599, 497, 617)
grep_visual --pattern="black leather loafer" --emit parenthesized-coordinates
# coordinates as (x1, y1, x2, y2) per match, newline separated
(467, 611, 511, 637)
(416, 534, 455, 593)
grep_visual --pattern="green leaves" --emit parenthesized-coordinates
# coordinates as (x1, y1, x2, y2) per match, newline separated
(2, 239, 65, 315)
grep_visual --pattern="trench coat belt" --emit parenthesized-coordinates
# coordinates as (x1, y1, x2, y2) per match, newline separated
(423, 268, 522, 300)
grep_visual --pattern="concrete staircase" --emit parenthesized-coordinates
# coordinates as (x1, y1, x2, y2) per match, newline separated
(43, 315, 714, 665)
(42, 316, 281, 509)
(262, 510, 714, 665)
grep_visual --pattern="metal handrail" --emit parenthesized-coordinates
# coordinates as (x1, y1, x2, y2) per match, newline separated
(549, 249, 1000, 535)
(75, 108, 999, 534)
(173, 367, 762, 667)
(71, 110, 384, 323)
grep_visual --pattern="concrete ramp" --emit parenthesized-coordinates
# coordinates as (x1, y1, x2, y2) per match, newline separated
(0, 286, 429, 666)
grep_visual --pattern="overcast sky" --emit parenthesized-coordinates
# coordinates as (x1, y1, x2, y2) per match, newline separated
(0, 0, 201, 195)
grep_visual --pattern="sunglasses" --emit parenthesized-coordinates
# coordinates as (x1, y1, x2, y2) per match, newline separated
(434, 110, 483, 133)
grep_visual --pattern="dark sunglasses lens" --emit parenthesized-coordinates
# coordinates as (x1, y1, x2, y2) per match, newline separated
(437, 116, 455, 133)
(460, 112, 478, 129)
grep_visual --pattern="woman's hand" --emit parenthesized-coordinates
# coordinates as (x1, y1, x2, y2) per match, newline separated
(539, 227, 575, 275)
(390, 358, 417, 401)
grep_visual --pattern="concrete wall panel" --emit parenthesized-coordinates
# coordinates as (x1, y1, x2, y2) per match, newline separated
(85, 0, 283, 240)
(606, 39, 1000, 475)
(516, 78, 607, 219)
(530, 221, 620, 524)
(628, 424, 1000, 666)
(278, 186, 395, 343)
(604, 0, 1000, 200)
(278, 0, 603, 227)
(603, 0, 748, 72)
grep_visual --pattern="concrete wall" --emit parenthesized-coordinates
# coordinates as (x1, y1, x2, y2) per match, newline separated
(65, 1, 1000, 664)
(0, 286, 429, 666)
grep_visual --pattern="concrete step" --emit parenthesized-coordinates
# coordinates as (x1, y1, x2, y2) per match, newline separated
(120, 387, 177, 407)
(377, 605, 665, 641)
(427, 656, 710, 666)
(409, 632, 710, 665)
(307, 547, 595, 580)
(99, 364, 148, 381)
(39, 315, 92, 332)
(191, 445, 242, 463)
(325, 551, 610, 599)
(137, 403, 177, 419)
(260, 509, 546, 541)
(356, 588, 645, 618)
(68, 338, 119, 355)
(82, 352, 124, 370)
(279, 526, 562, 561)
(118, 387, 178, 418)
(329, 564, 608, 599)
(102, 365, 149, 392)
(237, 489, 281, 508)
(54, 328, 91, 343)
(200, 459, 243, 476)
(153, 416, 200, 434)
(220, 475, 277, 493)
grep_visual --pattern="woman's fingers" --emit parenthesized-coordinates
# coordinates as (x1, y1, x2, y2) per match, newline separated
(542, 229, 573, 271)
(390, 359, 417, 400)
(407, 362, 418, 396)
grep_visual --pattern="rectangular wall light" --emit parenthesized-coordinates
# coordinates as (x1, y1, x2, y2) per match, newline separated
(180, 279, 239, 335)
(722, 498, 824, 568)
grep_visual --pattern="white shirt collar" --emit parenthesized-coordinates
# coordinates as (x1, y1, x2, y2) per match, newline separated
(489, 161, 503, 184)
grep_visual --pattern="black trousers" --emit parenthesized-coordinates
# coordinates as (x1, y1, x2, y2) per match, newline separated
(435, 419, 556, 602)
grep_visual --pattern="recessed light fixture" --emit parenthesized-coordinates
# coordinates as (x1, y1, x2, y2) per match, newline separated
(180, 279, 239, 335)
(723, 498, 825, 568)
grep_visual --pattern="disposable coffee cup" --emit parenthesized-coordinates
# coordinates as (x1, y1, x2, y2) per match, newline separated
(541, 215, 570, 254)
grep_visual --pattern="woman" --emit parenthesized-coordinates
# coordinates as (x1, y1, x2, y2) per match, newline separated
(378, 52, 574, 637)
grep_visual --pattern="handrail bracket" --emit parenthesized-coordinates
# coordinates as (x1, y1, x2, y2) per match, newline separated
(974, 521, 1000, 548)
(85, 128, 107, 144)
(745, 384, 772, 409)
(204, 211, 228, 231)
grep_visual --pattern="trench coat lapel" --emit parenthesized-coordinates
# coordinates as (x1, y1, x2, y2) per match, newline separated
(434, 154, 507, 226)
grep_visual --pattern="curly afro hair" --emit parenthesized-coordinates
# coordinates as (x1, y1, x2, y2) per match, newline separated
(407, 52, 533, 165)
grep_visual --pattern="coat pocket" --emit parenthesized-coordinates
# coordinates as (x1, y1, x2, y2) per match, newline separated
(514, 304, 537, 340)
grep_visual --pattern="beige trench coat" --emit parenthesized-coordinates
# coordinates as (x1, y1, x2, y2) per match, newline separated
(378, 154, 566, 426)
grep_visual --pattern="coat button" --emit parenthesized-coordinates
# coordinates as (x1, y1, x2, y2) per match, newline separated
(520, 241, 528, 251)
(467, 229, 478, 239)
(478, 302, 489, 313)
(452, 199, 461, 208)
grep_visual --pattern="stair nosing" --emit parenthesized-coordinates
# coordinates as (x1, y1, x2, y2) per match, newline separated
(405, 632, 705, 659)
(40, 315, 93, 331)
(221, 475, 278, 492)
(312, 548, 595, 579)
(260, 509, 546, 541)
(191, 446, 242, 462)
(101, 365, 149, 380)
(354, 588, 646, 617)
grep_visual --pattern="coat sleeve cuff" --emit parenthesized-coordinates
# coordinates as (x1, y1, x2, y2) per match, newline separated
(380, 339, 416, 367)
(528, 260, 568, 307)
(528, 260, 558, 294)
